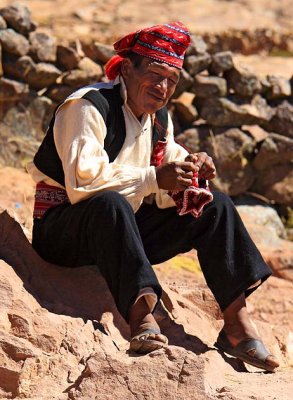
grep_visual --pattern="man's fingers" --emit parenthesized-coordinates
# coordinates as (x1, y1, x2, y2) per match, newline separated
(177, 161, 197, 172)
(177, 176, 193, 187)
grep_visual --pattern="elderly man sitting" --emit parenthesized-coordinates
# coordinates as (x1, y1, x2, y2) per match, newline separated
(27, 21, 279, 372)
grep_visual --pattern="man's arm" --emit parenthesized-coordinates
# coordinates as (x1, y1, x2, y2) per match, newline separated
(53, 98, 158, 210)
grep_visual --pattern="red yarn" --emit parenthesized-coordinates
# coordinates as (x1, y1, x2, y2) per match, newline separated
(105, 55, 124, 80)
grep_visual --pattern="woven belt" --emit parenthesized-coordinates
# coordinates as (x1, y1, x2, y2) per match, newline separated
(33, 181, 69, 219)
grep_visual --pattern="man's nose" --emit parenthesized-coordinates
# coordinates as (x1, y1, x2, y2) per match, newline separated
(156, 78, 168, 93)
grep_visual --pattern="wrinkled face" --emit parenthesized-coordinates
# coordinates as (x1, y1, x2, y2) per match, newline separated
(121, 56, 180, 119)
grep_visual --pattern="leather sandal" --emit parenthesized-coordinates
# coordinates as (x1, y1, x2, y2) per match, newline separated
(129, 328, 168, 354)
(215, 329, 278, 372)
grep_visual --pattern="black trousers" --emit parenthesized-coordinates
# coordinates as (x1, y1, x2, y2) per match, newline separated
(32, 191, 272, 321)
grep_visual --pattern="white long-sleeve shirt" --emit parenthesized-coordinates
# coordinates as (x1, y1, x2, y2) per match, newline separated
(27, 76, 188, 212)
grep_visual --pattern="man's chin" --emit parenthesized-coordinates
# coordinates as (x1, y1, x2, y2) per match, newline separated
(145, 101, 166, 114)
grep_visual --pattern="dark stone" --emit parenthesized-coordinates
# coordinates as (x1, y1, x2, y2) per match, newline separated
(0, 15, 7, 29)
(61, 69, 101, 87)
(83, 42, 115, 64)
(0, 43, 2, 77)
(263, 101, 293, 138)
(185, 35, 207, 56)
(0, 77, 29, 102)
(45, 84, 75, 103)
(57, 45, 81, 70)
(183, 53, 211, 76)
(29, 31, 57, 63)
(225, 66, 262, 97)
(191, 75, 227, 98)
(172, 68, 193, 99)
(200, 97, 258, 126)
(2, 54, 36, 82)
(253, 163, 293, 206)
(200, 128, 256, 196)
(0, 28, 30, 56)
(253, 133, 293, 170)
(0, 3, 37, 35)
(264, 75, 292, 100)
(209, 51, 234, 75)
(27, 63, 62, 90)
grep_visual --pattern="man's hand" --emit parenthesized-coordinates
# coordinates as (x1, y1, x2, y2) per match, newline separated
(156, 161, 196, 190)
(185, 152, 216, 180)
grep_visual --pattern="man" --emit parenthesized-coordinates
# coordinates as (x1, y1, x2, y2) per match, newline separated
(27, 22, 279, 371)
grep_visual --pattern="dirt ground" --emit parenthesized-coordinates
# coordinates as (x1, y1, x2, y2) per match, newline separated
(1, 0, 292, 78)
(1, 0, 292, 40)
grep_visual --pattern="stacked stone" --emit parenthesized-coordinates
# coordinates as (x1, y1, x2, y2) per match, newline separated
(173, 35, 293, 208)
(0, 4, 292, 210)
(202, 28, 293, 56)
(0, 3, 107, 155)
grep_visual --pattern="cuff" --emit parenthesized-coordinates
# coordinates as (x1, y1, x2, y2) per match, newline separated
(142, 166, 159, 196)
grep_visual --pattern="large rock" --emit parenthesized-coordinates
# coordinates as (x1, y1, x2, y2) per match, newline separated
(200, 95, 273, 127)
(57, 44, 81, 70)
(0, 208, 292, 399)
(192, 75, 227, 98)
(78, 56, 103, 78)
(208, 51, 234, 76)
(253, 133, 293, 170)
(45, 84, 75, 103)
(0, 77, 29, 102)
(0, 3, 36, 35)
(173, 92, 198, 125)
(29, 30, 57, 63)
(183, 54, 211, 76)
(0, 43, 2, 77)
(201, 128, 256, 196)
(0, 15, 6, 29)
(82, 41, 115, 64)
(185, 35, 207, 56)
(200, 97, 256, 126)
(2, 54, 36, 82)
(264, 75, 292, 100)
(237, 204, 293, 282)
(225, 65, 262, 97)
(61, 68, 101, 87)
(172, 68, 193, 99)
(27, 62, 62, 90)
(264, 101, 293, 138)
(0, 170, 292, 399)
(0, 28, 30, 56)
(236, 204, 287, 239)
(253, 163, 293, 207)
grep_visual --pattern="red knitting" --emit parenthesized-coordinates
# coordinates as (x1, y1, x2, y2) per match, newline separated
(151, 140, 213, 218)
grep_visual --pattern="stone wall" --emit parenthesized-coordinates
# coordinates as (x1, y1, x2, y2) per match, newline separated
(0, 3, 292, 210)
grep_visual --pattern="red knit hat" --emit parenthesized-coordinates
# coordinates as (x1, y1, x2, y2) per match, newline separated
(105, 21, 190, 80)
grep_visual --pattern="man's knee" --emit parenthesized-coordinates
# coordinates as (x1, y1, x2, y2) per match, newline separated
(88, 191, 133, 216)
(211, 191, 234, 208)
(206, 191, 236, 219)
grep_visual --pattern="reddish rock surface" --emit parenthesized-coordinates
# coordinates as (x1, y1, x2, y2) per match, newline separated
(0, 167, 292, 399)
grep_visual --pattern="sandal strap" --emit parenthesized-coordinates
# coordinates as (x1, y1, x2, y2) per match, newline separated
(131, 328, 162, 341)
(234, 338, 271, 361)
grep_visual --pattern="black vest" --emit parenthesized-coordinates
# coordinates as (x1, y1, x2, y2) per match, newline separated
(34, 83, 168, 187)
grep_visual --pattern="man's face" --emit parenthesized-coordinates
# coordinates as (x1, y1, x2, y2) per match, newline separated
(121, 56, 180, 118)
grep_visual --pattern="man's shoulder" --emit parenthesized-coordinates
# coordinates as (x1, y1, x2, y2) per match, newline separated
(56, 80, 121, 120)
(67, 80, 117, 102)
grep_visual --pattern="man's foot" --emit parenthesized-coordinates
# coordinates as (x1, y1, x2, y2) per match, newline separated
(128, 296, 168, 354)
(220, 293, 279, 371)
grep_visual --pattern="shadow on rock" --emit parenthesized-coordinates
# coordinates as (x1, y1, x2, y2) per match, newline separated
(0, 209, 211, 356)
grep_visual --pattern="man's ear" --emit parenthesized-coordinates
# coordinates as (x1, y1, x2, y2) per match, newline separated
(121, 58, 132, 79)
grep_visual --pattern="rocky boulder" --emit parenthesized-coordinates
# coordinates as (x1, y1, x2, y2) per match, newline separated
(0, 3, 36, 35)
